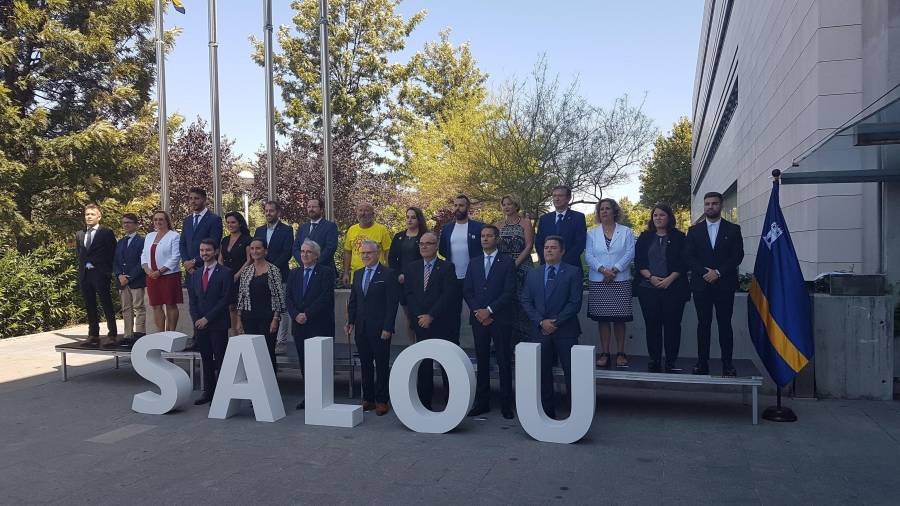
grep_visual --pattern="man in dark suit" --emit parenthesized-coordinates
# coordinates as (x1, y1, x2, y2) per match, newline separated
(346, 240, 400, 416)
(438, 194, 484, 342)
(520, 235, 584, 419)
(286, 238, 336, 410)
(76, 204, 118, 348)
(188, 239, 233, 405)
(402, 232, 458, 410)
(113, 213, 146, 347)
(254, 200, 295, 354)
(535, 185, 587, 268)
(179, 187, 223, 276)
(292, 197, 339, 270)
(684, 191, 745, 377)
(464, 225, 517, 419)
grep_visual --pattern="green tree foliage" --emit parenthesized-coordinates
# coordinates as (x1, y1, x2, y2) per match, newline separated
(398, 28, 488, 125)
(253, 0, 425, 160)
(639, 117, 692, 210)
(0, 0, 168, 251)
(468, 58, 657, 219)
(0, 241, 82, 338)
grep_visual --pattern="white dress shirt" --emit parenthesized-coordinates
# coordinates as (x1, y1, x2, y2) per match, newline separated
(706, 218, 721, 248)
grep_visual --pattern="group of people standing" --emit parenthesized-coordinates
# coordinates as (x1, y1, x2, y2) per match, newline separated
(75, 184, 743, 419)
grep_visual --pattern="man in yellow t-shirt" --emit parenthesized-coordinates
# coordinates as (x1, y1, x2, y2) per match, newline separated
(342, 202, 392, 285)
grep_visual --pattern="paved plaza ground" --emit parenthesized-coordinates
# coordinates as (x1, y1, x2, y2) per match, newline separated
(1, 325, 899, 505)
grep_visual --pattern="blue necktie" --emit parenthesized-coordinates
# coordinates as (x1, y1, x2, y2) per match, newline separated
(546, 265, 557, 290)
(484, 254, 493, 277)
(194, 214, 200, 230)
(555, 213, 563, 233)
(363, 268, 373, 295)
(302, 267, 312, 296)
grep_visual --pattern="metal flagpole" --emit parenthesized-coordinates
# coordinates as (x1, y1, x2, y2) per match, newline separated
(154, 0, 170, 212)
(319, 0, 334, 221)
(208, 0, 222, 215)
(263, 0, 276, 201)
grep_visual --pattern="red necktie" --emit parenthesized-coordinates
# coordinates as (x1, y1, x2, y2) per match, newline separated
(202, 267, 211, 292)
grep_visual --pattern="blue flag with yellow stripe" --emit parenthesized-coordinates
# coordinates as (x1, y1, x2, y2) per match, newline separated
(748, 181, 813, 387)
(172, 0, 185, 14)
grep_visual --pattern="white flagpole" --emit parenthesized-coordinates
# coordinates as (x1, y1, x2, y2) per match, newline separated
(154, 0, 170, 212)
(208, 0, 222, 214)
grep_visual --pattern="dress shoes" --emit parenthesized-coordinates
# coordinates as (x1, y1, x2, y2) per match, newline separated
(119, 336, 135, 348)
(665, 361, 682, 373)
(100, 336, 118, 349)
(501, 407, 514, 420)
(692, 362, 709, 375)
(296, 400, 305, 410)
(648, 360, 662, 373)
(375, 403, 390, 416)
(194, 392, 214, 405)
(722, 362, 737, 377)
(362, 401, 376, 411)
(467, 405, 490, 417)
(84, 336, 100, 348)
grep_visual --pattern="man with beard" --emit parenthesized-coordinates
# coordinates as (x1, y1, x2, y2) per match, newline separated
(438, 195, 484, 343)
(292, 197, 339, 270)
(683, 191, 744, 377)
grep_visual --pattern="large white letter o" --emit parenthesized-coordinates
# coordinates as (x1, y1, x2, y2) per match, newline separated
(389, 339, 475, 433)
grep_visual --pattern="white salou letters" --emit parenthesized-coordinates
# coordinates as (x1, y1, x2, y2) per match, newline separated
(304, 337, 362, 427)
(389, 339, 475, 433)
(208, 334, 286, 422)
(515, 342, 596, 444)
(131, 331, 192, 415)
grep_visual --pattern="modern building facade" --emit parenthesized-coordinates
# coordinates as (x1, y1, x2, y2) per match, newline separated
(691, 0, 900, 284)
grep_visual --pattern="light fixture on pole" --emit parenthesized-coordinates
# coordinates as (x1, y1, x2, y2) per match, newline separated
(237, 169, 255, 221)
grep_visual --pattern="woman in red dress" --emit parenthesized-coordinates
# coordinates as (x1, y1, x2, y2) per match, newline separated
(141, 211, 183, 331)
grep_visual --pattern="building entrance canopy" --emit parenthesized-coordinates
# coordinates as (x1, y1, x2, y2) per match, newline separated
(783, 84, 900, 184)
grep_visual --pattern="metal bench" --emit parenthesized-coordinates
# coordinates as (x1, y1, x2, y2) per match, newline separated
(54, 342, 200, 386)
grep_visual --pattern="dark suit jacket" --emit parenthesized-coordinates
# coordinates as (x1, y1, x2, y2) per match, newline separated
(535, 209, 587, 267)
(463, 252, 517, 326)
(292, 219, 338, 269)
(402, 258, 458, 337)
(520, 263, 583, 339)
(179, 211, 223, 266)
(254, 222, 294, 278)
(188, 264, 233, 332)
(347, 263, 400, 337)
(438, 220, 484, 265)
(286, 264, 336, 339)
(683, 218, 744, 293)
(634, 229, 690, 301)
(113, 234, 146, 289)
(75, 226, 116, 280)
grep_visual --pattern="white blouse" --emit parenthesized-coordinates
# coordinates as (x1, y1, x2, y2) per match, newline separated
(585, 224, 635, 282)
(141, 230, 182, 275)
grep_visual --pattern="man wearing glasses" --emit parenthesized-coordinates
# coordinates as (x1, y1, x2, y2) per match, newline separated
(113, 213, 147, 347)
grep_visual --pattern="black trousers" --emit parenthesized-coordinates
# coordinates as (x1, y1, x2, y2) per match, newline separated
(196, 327, 228, 392)
(692, 288, 736, 364)
(355, 332, 391, 403)
(241, 315, 277, 367)
(637, 286, 686, 364)
(415, 327, 458, 409)
(80, 270, 117, 337)
(533, 334, 576, 417)
(473, 322, 513, 410)
(448, 278, 465, 341)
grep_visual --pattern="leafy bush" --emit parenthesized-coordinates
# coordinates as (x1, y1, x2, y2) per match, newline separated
(0, 242, 85, 338)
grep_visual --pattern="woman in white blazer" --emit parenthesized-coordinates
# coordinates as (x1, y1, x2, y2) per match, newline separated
(585, 199, 635, 368)
(141, 211, 182, 331)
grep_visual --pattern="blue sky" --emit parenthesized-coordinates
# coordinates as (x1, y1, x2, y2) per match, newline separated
(162, 0, 704, 202)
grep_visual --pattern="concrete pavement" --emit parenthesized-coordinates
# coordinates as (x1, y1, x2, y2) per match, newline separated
(1, 327, 899, 504)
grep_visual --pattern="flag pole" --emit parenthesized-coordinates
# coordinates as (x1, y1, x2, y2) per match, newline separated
(319, 0, 334, 222)
(208, 0, 222, 215)
(761, 168, 799, 423)
(263, 0, 276, 201)
(154, 0, 170, 213)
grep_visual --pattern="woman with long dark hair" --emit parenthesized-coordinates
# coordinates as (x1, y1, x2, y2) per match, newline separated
(219, 211, 253, 334)
(634, 203, 690, 372)
(389, 206, 428, 336)
(237, 238, 286, 366)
